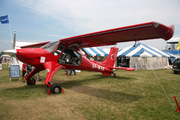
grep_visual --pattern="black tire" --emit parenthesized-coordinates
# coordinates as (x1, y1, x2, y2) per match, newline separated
(174, 71, 178, 74)
(27, 78, 36, 85)
(50, 84, 61, 94)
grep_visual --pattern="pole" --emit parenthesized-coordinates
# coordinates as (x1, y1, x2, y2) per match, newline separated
(7, 15, 13, 47)
(8, 23, 13, 45)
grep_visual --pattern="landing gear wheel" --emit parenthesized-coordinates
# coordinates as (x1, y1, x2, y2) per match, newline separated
(50, 84, 62, 94)
(27, 78, 36, 85)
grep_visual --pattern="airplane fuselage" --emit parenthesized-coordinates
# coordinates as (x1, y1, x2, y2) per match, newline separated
(16, 42, 113, 74)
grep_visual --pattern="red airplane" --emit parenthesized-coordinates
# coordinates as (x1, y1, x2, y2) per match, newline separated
(4, 22, 174, 94)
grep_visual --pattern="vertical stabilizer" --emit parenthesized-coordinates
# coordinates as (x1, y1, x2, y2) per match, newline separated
(103, 47, 119, 67)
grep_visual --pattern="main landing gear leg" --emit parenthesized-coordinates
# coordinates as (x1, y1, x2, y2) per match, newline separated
(43, 62, 65, 95)
(25, 66, 44, 85)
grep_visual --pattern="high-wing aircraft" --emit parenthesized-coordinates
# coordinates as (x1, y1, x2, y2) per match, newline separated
(4, 22, 174, 94)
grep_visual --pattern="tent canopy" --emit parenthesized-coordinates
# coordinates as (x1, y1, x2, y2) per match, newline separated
(83, 47, 109, 57)
(83, 43, 175, 58)
(117, 43, 174, 57)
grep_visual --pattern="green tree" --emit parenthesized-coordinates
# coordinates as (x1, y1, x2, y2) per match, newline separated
(0, 52, 5, 56)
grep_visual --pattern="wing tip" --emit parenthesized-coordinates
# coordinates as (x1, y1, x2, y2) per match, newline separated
(164, 24, 175, 41)
(157, 22, 175, 41)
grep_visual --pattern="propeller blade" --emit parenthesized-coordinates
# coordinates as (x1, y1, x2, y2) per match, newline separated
(3, 49, 19, 64)
(3, 49, 16, 57)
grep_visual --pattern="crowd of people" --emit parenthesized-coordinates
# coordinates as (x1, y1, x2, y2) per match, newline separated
(0, 56, 10, 63)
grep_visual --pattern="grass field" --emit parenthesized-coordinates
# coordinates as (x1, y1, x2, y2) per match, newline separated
(0, 64, 180, 120)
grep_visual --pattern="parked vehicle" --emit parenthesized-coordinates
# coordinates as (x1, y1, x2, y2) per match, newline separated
(172, 58, 180, 74)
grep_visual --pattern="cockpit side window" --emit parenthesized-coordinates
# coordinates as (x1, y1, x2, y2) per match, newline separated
(52, 43, 65, 56)
(41, 41, 60, 53)
(58, 47, 81, 66)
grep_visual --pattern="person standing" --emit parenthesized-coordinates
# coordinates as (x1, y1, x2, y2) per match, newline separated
(97, 57, 102, 61)
(65, 69, 68, 76)
(26, 65, 32, 74)
(69, 70, 76, 75)
(22, 63, 27, 82)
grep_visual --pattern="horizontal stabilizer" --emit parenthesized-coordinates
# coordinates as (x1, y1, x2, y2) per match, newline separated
(112, 67, 135, 71)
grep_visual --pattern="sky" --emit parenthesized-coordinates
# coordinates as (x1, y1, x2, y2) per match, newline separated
(0, 0, 180, 52)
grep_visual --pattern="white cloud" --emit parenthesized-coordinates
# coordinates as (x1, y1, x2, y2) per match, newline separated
(16, 0, 180, 50)
(19, 0, 180, 33)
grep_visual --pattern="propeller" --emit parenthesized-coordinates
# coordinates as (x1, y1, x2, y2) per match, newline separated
(12, 30, 16, 49)
(3, 49, 19, 64)
(5, 30, 19, 64)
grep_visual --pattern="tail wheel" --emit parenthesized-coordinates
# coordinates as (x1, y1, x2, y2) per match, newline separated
(113, 73, 116, 77)
(50, 84, 61, 94)
(27, 78, 36, 85)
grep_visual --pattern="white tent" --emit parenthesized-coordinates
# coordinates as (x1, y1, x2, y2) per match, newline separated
(117, 43, 175, 70)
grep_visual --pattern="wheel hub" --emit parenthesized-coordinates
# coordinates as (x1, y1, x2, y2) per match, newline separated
(54, 87, 60, 93)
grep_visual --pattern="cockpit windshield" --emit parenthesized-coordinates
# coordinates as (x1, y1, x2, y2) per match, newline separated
(41, 41, 60, 53)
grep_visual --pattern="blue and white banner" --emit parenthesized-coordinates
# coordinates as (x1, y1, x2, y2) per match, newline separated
(0, 15, 9, 24)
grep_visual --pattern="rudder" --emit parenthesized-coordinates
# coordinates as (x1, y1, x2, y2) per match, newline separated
(104, 47, 119, 67)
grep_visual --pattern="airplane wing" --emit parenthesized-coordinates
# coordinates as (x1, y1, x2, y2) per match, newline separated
(60, 21, 174, 48)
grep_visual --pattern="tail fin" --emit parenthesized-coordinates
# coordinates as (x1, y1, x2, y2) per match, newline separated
(103, 47, 119, 67)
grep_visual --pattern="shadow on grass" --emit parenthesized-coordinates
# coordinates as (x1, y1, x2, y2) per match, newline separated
(93, 74, 136, 80)
(2, 75, 141, 102)
(70, 85, 142, 103)
(59, 75, 141, 103)
(1, 84, 49, 99)
(57, 74, 136, 88)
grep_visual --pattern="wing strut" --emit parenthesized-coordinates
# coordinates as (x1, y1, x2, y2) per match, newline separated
(133, 36, 138, 47)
